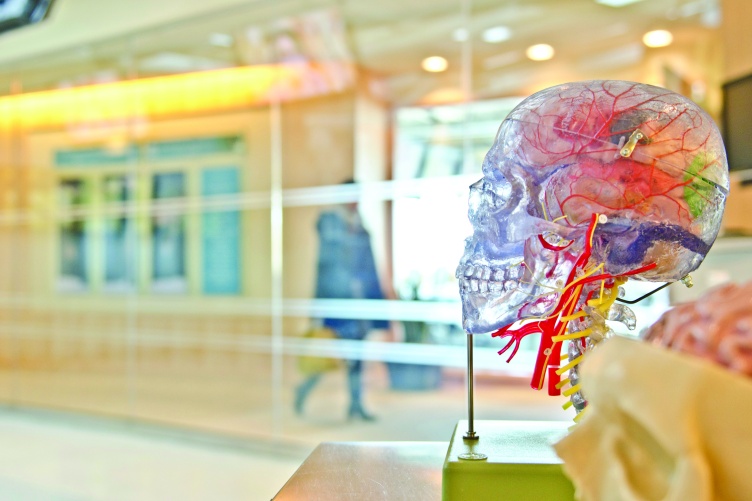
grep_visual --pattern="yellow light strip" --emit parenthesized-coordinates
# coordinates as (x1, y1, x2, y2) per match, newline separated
(0, 64, 304, 130)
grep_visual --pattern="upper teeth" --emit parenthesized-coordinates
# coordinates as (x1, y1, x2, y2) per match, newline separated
(455, 263, 514, 280)
(456, 263, 520, 293)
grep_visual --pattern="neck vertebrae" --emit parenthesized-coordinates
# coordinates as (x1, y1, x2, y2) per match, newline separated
(491, 213, 654, 418)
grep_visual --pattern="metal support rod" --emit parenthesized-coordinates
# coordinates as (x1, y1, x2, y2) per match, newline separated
(464, 334, 478, 440)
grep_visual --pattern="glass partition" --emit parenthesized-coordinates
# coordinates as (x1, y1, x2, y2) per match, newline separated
(0, 0, 730, 449)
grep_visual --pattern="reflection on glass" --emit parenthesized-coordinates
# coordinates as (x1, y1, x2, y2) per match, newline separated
(264, 10, 355, 101)
(103, 175, 136, 293)
(393, 98, 522, 180)
(0, 0, 733, 483)
(417, 143, 463, 178)
(305, 196, 388, 420)
(151, 172, 186, 293)
(58, 179, 89, 292)
(201, 167, 241, 295)
(391, 98, 527, 303)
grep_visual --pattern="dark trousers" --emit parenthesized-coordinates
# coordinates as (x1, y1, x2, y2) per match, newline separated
(295, 359, 367, 416)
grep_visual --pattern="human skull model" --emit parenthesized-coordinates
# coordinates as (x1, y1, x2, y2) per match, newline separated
(457, 80, 729, 402)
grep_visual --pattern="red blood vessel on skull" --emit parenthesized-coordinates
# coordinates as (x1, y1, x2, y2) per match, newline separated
(457, 80, 729, 406)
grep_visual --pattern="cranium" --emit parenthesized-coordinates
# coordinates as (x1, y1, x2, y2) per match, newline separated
(457, 80, 729, 394)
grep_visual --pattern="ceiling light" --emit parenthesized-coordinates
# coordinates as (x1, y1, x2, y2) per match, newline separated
(422, 56, 448, 72)
(0, 65, 296, 131)
(482, 26, 512, 44)
(526, 44, 555, 61)
(595, 0, 644, 7)
(452, 28, 469, 42)
(642, 29, 673, 48)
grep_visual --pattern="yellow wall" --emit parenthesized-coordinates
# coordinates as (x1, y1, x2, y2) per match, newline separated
(0, 89, 378, 375)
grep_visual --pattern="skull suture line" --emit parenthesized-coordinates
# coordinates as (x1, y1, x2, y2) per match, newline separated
(457, 81, 729, 406)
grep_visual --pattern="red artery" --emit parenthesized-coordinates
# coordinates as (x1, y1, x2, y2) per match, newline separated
(492, 214, 657, 394)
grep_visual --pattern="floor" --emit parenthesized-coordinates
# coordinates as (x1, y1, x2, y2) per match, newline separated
(0, 363, 571, 500)
(0, 409, 305, 501)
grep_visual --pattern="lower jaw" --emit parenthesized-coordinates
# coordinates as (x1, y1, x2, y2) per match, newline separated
(462, 294, 520, 335)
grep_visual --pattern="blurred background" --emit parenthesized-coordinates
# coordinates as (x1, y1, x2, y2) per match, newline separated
(0, 0, 751, 499)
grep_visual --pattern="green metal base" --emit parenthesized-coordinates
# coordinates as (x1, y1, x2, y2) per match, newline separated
(442, 420, 575, 501)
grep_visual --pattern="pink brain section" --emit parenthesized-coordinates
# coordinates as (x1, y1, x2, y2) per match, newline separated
(505, 81, 726, 228)
(643, 282, 752, 377)
(550, 157, 691, 226)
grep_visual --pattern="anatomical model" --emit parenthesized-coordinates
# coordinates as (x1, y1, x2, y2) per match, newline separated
(554, 282, 752, 501)
(457, 80, 728, 415)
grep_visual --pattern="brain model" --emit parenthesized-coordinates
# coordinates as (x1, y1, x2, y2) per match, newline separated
(457, 80, 729, 410)
(643, 281, 752, 377)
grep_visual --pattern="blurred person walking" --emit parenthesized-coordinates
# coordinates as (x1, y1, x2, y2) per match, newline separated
(295, 182, 387, 421)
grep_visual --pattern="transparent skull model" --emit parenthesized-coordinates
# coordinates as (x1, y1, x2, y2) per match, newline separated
(457, 80, 729, 409)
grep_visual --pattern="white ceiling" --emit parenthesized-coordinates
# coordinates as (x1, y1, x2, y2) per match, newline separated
(0, 0, 250, 65)
(0, 0, 724, 106)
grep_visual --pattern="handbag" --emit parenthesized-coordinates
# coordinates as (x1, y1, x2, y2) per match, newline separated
(297, 326, 342, 375)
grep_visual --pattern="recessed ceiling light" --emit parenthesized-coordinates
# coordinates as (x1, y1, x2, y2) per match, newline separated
(642, 29, 673, 48)
(595, 0, 644, 7)
(482, 26, 512, 44)
(422, 56, 449, 72)
(526, 44, 555, 61)
(209, 33, 234, 47)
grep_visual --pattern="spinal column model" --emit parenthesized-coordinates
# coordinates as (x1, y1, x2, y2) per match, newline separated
(457, 80, 729, 414)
